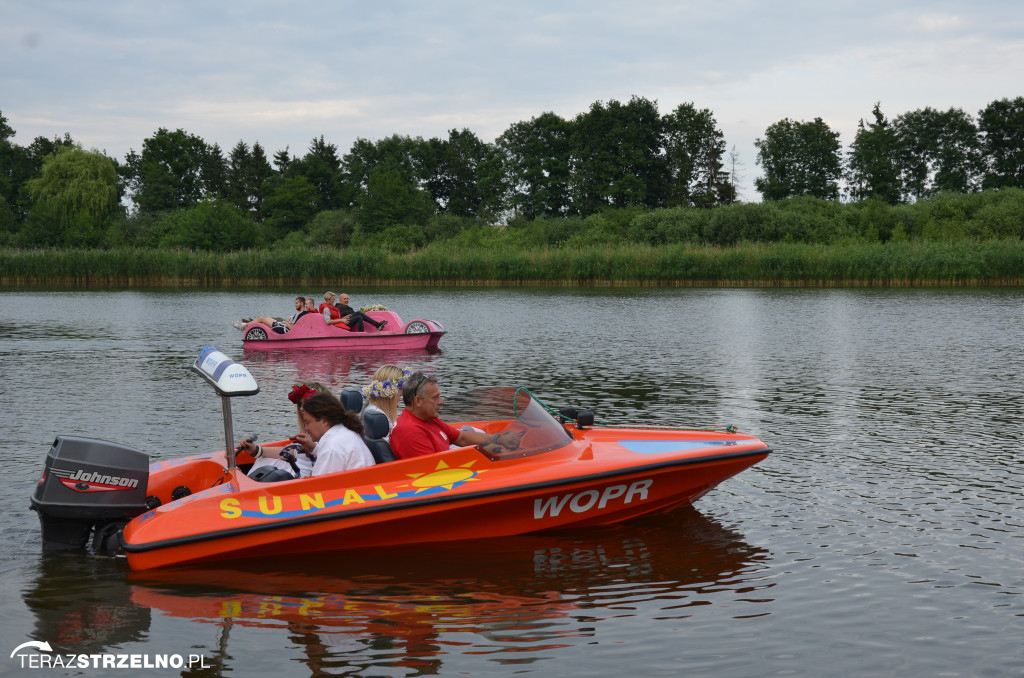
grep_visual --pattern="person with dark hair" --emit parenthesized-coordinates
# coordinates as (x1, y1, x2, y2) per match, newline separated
(233, 296, 307, 333)
(390, 371, 521, 459)
(299, 392, 375, 475)
(236, 381, 328, 478)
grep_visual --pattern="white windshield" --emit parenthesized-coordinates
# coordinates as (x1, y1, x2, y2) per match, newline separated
(460, 388, 574, 461)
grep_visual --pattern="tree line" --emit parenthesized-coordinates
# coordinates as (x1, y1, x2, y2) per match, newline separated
(756, 100, 1024, 203)
(1, 96, 1022, 252)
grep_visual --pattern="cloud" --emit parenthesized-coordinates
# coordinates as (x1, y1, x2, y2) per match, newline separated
(3, 0, 1023, 199)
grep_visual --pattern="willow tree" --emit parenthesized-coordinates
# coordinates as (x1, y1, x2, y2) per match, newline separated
(24, 146, 121, 246)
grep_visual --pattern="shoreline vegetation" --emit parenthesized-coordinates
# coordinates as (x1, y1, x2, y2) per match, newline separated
(5, 96, 1023, 290)
(3, 239, 1022, 288)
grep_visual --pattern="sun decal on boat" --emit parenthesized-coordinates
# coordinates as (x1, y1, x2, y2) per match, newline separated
(400, 459, 484, 493)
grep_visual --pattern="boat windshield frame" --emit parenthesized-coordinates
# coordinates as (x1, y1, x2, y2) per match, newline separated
(474, 388, 574, 461)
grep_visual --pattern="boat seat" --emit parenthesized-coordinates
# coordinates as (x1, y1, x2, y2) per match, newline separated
(339, 386, 363, 413)
(362, 410, 397, 464)
(248, 466, 295, 483)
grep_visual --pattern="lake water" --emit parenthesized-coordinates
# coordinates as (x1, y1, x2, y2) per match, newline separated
(0, 287, 1021, 677)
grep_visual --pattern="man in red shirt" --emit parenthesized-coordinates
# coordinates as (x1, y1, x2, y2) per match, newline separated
(391, 372, 519, 459)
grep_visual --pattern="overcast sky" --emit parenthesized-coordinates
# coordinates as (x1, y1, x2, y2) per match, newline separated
(3, 0, 1021, 201)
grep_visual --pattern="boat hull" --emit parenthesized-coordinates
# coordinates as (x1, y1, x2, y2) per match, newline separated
(241, 311, 445, 350)
(119, 426, 769, 570)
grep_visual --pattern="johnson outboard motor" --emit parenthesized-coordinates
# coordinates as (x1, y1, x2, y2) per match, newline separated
(30, 435, 150, 553)
(30, 347, 259, 557)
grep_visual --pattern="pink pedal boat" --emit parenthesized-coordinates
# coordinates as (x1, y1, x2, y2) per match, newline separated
(240, 310, 445, 350)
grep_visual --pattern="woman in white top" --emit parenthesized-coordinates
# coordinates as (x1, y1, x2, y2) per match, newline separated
(236, 381, 327, 478)
(360, 364, 410, 442)
(300, 392, 375, 475)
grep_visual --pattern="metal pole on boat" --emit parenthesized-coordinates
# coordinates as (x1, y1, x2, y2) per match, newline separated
(221, 396, 237, 472)
(192, 348, 258, 474)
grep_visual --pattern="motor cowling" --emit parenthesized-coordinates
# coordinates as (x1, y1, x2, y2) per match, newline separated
(30, 436, 150, 552)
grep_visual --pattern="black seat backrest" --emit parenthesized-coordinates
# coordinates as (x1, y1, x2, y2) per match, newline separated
(249, 466, 294, 483)
(362, 410, 397, 464)
(339, 386, 363, 413)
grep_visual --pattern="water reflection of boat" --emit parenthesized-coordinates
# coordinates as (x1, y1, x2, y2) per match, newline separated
(31, 349, 772, 571)
(241, 344, 442, 386)
(21, 555, 151, 654)
(124, 508, 771, 674)
(21, 508, 770, 674)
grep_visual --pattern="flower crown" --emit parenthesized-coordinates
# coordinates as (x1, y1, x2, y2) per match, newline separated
(362, 368, 412, 400)
(288, 383, 319, 404)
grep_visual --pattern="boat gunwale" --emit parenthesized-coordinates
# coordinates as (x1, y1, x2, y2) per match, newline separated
(241, 331, 444, 347)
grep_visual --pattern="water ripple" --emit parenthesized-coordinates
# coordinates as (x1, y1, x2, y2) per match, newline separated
(3, 287, 1023, 677)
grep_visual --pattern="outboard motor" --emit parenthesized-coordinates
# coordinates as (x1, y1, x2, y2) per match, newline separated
(30, 435, 150, 553)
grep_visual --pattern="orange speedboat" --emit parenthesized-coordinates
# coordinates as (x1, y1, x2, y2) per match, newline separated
(30, 348, 771, 571)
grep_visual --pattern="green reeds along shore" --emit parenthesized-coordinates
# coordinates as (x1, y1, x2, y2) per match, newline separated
(2, 240, 1023, 287)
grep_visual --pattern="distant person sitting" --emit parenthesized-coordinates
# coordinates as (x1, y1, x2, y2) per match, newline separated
(233, 296, 306, 333)
(336, 293, 388, 333)
(390, 371, 522, 459)
(319, 292, 350, 329)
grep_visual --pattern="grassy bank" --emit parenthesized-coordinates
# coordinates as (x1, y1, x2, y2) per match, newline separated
(2, 240, 1023, 287)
